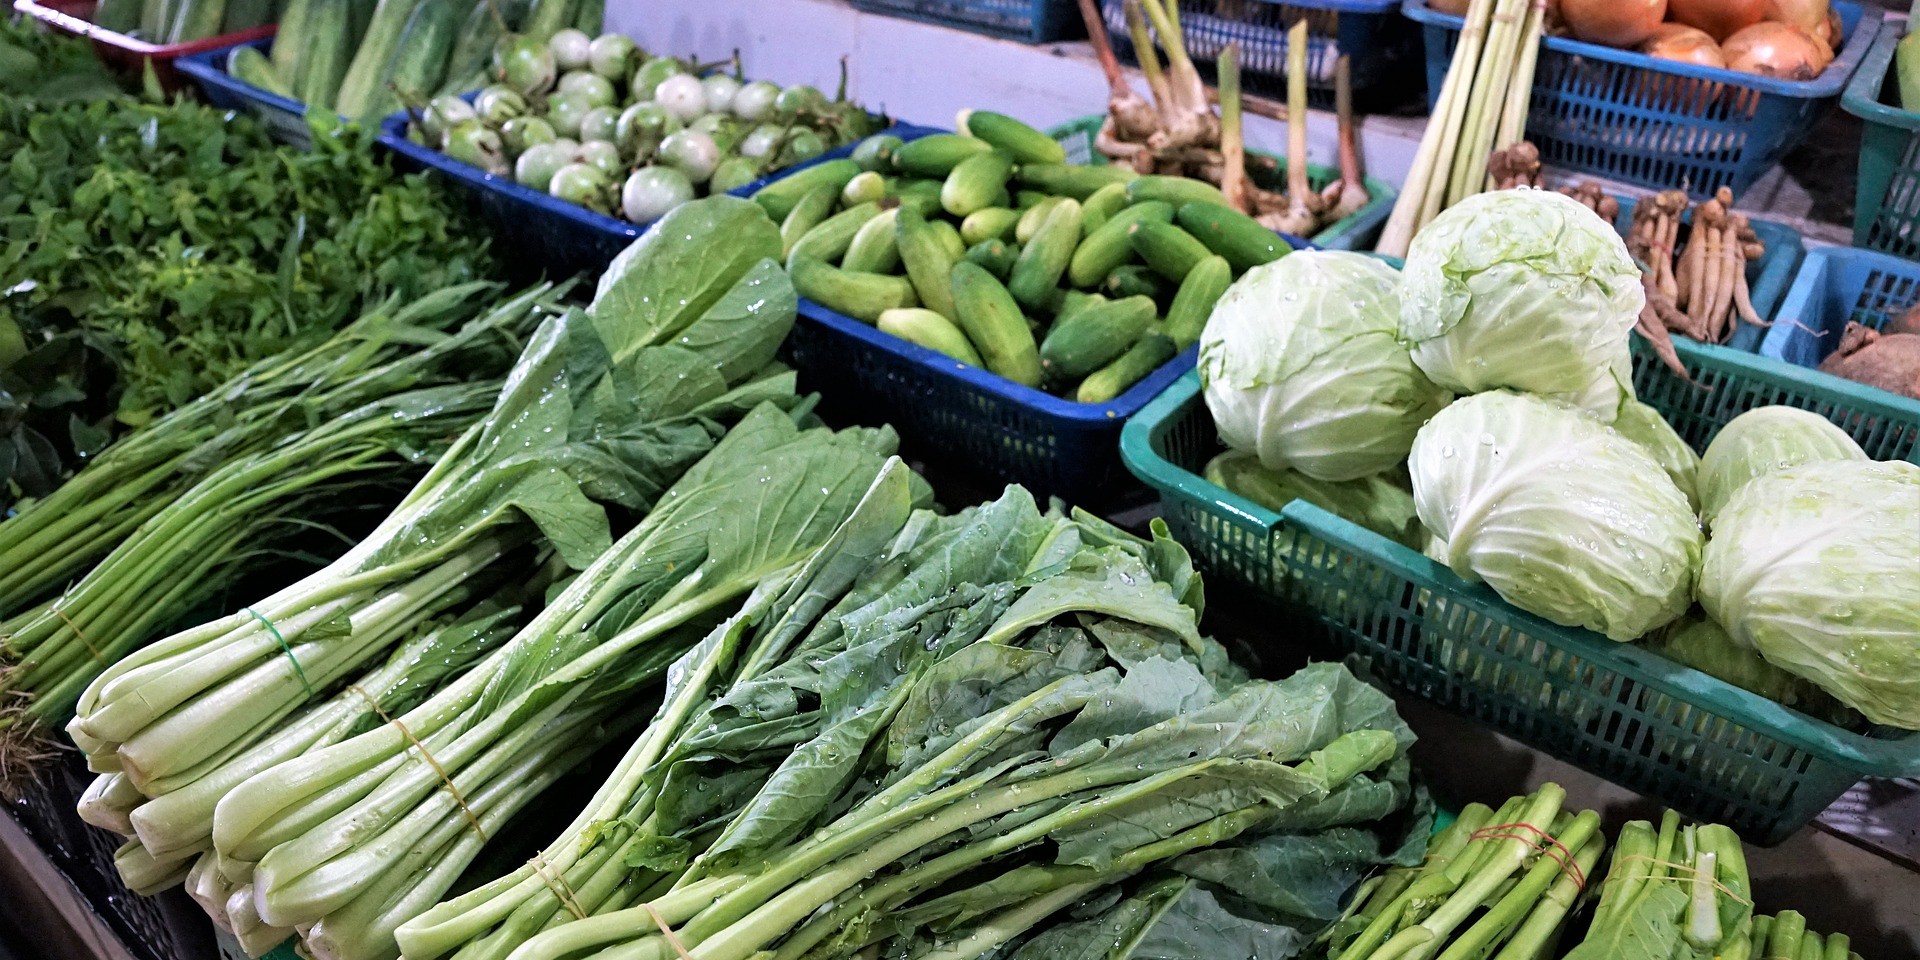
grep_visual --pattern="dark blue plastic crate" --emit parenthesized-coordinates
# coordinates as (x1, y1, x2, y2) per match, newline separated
(1406, 0, 1882, 197)
(848, 0, 1079, 43)
(375, 106, 916, 279)
(176, 38, 316, 146)
(1762, 246, 1920, 441)
(1100, 0, 1421, 107)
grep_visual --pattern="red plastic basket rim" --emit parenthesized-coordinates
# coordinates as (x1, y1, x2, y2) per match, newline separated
(14, 0, 275, 57)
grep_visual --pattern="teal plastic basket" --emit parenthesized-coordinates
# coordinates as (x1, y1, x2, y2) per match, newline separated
(1842, 27, 1920, 260)
(1760, 246, 1920, 437)
(1121, 340, 1920, 844)
(1049, 114, 1396, 250)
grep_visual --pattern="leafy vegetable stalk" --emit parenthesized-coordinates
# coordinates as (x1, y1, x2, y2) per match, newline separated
(1563, 810, 1754, 960)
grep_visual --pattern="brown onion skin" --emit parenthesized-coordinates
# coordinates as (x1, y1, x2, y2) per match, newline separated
(1722, 20, 1831, 78)
(1429, 0, 1472, 15)
(1561, 0, 1668, 46)
(1666, 0, 1769, 41)
(1765, 0, 1833, 47)
(1639, 23, 1728, 67)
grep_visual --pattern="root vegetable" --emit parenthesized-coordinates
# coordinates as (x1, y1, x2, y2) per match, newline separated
(1765, 0, 1833, 48)
(1817, 323, 1920, 399)
(1637, 297, 1692, 378)
(1321, 55, 1372, 221)
(1078, 0, 1159, 142)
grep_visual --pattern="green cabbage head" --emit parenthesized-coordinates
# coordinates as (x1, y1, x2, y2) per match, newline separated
(1399, 189, 1643, 415)
(1200, 251, 1448, 482)
(1644, 614, 1854, 725)
(1408, 391, 1701, 641)
(1696, 406, 1867, 529)
(1205, 450, 1422, 549)
(1612, 400, 1700, 510)
(1698, 459, 1920, 729)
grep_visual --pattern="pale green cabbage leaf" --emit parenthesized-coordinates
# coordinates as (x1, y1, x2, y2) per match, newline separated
(1696, 406, 1867, 529)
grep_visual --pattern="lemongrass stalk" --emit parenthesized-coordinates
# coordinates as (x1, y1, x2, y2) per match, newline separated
(1447, 0, 1526, 206)
(1492, 0, 1545, 166)
(1123, 0, 1173, 113)
(1378, 0, 1500, 254)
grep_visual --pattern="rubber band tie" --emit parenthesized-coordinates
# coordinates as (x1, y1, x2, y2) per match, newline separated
(50, 607, 107, 665)
(246, 607, 312, 697)
(646, 902, 693, 960)
(347, 684, 487, 842)
(1471, 822, 1589, 891)
(1605, 854, 1755, 906)
(528, 851, 587, 920)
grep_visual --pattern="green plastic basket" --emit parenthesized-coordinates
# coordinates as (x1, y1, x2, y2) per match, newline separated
(1844, 28, 1920, 260)
(1049, 114, 1396, 250)
(1120, 339, 1920, 844)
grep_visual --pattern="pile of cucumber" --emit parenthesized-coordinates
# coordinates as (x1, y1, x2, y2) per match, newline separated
(757, 111, 1292, 403)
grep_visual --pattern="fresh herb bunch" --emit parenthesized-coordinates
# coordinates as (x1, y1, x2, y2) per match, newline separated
(0, 97, 495, 504)
(0, 16, 124, 104)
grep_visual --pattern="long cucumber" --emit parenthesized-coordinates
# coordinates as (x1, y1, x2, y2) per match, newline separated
(367, 0, 462, 120)
(221, 0, 274, 33)
(438, 0, 503, 97)
(167, 0, 230, 43)
(92, 0, 142, 33)
(293, 0, 353, 109)
(139, 0, 174, 40)
(521, 0, 573, 42)
(229, 46, 293, 97)
(268, 0, 314, 80)
(332, 0, 420, 120)
(570, 0, 601, 33)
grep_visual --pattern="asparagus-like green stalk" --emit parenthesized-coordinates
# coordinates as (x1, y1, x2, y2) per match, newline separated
(1769, 912, 1807, 959)
(1488, 834, 1606, 960)
(1378, 0, 1499, 255)
(1434, 809, 1602, 960)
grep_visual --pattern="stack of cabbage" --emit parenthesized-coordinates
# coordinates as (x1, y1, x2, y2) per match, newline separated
(1199, 188, 1920, 731)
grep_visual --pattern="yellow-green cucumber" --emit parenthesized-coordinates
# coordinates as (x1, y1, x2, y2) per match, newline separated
(950, 261, 1043, 387)
(1101, 265, 1168, 301)
(1056, 290, 1106, 324)
(1039, 295, 1155, 380)
(962, 239, 1019, 279)
(957, 109, 1066, 165)
(332, 0, 419, 119)
(842, 207, 902, 274)
(1015, 196, 1068, 244)
(928, 220, 966, 261)
(1162, 254, 1231, 348)
(1077, 334, 1178, 403)
(893, 134, 993, 177)
(887, 177, 944, 216)
(755, 159, 861, 222)
(960, 207, 1020, 246)
(370, 0, 463, 119)
(1079, 182, 1130, 237)
(787, 201, 881, 268)
(1125, 175, 1232, 209)
(896, 206, 960, 320)
(1015, 163, 1135, 200)
(780, 185, 839, 260)
(1065, 200, 1172, 288)
(92, 0, 141, 32)
(228, 45, 293, 98)
(941, 150, 1014, 218)
(1014, 189, 1050, 209)
(842, 171, 887, 207)
(267, 0, 314, 78)
(877, 308, 984, 367)
(790, 254, 918, 323)
(1176, 202, 1289, 272)
(438, 0, 504, 97)
(1008, 198, 1082, 310)
(1129, 220, 1212, 282)
(293, 0, 353, 110)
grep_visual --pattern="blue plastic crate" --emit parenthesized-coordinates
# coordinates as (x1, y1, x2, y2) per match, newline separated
(1101, 0, 1421, 107)
(848, 0, 1078, 43)
(1762, 246, 1920, 443)
(176, 38, 316, 146)
(1405, 0, 1883, 197)
(376, 107, 918, 279)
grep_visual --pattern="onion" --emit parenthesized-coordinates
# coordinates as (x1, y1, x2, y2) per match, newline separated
(1722, 21, 1830, 78)
(1765, 0, 1832, 47)
(1639, 23, 1726, 67)
(1665, 0, 1767, 41)
(1560, 0, 1664, 46)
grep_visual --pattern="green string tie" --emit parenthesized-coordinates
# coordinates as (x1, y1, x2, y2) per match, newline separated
(246, 607, 313, 697)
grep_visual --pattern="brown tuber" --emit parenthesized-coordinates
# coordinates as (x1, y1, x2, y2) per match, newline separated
(1817, 322, 1920, 400)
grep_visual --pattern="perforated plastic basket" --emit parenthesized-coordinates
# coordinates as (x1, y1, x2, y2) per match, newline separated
(1121, 340, 1920, 844)
(376, 107, 913, 278)
(176, 38, 314, 146)
(1098, 0, 1421, 107)
(848, 0, 1079, 43)
(1843, 28, 1920, 260)
(1406, 0, 1882, 197)
(1761, 246, 1920, 428)
(13, 0, 275, 93)
(1050, 114, 1396, 250)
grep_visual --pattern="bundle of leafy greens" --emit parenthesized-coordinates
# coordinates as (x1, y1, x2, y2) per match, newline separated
(396, 491, 1425, 960)
(0, 284, 549, 771)
(1562, 809, 1754, 960)
(0, 92, 494, 503)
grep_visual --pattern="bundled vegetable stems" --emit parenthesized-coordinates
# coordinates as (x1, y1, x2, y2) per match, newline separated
(1326, 785, 1605, 960)
(1563, 809, 1754, 960)
(1751, 912, 1863, 960)
(1378, 0, 1545, 256)
(1075, 0, 1368, 235)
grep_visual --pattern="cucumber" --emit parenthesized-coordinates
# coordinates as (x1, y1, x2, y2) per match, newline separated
(1007, 199, 1081, 310)
(1040, 295, 1156, 380)
(268, 0, 314, 79)
(1056, 290, 1105, 323)
(1129, 220, 1212, 283)
(1101, 265, 1168, 301)
(1079, 182, 1129, 237)
(790, 254, 918, 324)
(1014, 189, 1049, 209)
(788, 198, 877, 268)
(960, 207, 1020, 246)
(941, 150, 1014, 218)
(1015, 196, 1067, 244)
(222, 0, 273, 33)
(957, 109, 1065, 165)
(754, 159, 860, 222)
(1176, 202, 1290, 272)
(893, 134, 992, 177)
(91, 0, 139, 31)
(962, 239, 1018, 279)
(887, 177, 944, 216)
(842, 171, 887, 207)
(842, 207, 901, 274)
(780, 185, 839, 260)
(168, 0, 229, 43)
(1076, 334, 1178, 403)
(878, 308, 984, 367)
(1125, 175, 1232, 209)
(1163, 254, 1231, 348)
(522, 0, 574, 42)
(229, 46, 293, 98)
(332, 0, 416, 119)
(370, 0, 462, 119)
(571, 0, 601, 33)
(437, 0, 504, 98)
(293, 0, 352, 110)
(950, 261, 1043, 387)
(1066, 200, 1172, 289)
(896, 206, 960, 321)
(852, 134, 904, 172)
(928, 220, 965, 261)
(1014, 163, 1134, 200)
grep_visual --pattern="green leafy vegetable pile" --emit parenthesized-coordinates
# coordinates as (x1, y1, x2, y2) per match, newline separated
(0, 92, 495, 504)
(0, 16, 124, 104)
